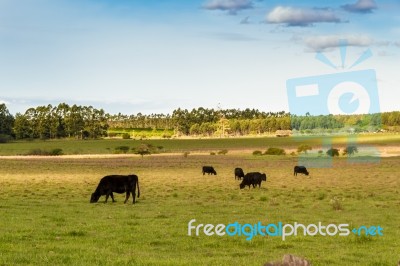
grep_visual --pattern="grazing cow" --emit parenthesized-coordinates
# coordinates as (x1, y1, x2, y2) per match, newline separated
(240, 172, 267, 189)
(294, 166, 309, 176)
(234, 167, 245, 180)
(90, 174, 140, 204)
(202, 166, 217, 175)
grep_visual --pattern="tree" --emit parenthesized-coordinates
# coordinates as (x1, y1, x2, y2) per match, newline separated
(0, 103, 15, 138)
(189, 123, 200, 136)
(14, 113, 33, 139)
(134, 143, 151, 158)
(326, 148, 340, 157)
(297, 144, 312, 154)
(343, 146, 358, 156)
(217, 116, 230, 137)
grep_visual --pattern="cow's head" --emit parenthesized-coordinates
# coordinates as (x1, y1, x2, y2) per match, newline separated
(261, 174, 267, 181)
(213, 170, 217, 175)
(239, 183, 245, 189)
(90, 192, 100, 203)
(305, 171, 309, 176)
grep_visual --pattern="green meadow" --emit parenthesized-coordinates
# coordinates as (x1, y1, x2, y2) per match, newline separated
(0, 137, 399, 265)
(0, 133, 399, 155)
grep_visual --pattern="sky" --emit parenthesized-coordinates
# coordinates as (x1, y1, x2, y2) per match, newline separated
(0, 0, 399, 115)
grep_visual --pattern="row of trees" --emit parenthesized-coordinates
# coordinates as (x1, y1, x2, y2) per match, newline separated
(2, 103, 109, 140)
(107, 108, 289, 132)
(0, 103, 399, 140)
(290, 113, 382, 132)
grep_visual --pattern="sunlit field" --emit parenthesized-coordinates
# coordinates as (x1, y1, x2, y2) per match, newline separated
(0, 133, 399, 155)
(0, 152, 399, 265)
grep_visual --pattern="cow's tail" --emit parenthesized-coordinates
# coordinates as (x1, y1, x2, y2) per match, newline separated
(136, 176, 140, 198)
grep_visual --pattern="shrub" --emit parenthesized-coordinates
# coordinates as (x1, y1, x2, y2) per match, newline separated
(343, 146, 358, 156)
(26, 148, 63, 156)
(0, 134, 13, 143)
(162, 133, 172, 139)
(218, 149, 228, 155)
(49, 148, 63, 156)
(26, 149, 49, 156)
(253, 150, 263, 156)
(210, 152, 216, 155)
(122, 133, 131, 139)
(326, 148, 340, 157)
(108, 132, 117, 138)
(264, 147, 286, 155)
(290, 151, 296, 156)
(115, 146, 130, 154)
(183, 151, 190, 158)
(297, 144, 312, 154)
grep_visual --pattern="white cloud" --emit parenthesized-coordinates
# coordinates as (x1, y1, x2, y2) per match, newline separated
(342, 0, 377, 13)
(304, 35, 373, 52)
(203, 0, 253, 15)
(266, 6, 341, 26)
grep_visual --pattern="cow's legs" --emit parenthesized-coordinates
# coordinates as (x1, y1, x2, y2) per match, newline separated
(124, 192, 130, 204)
(132, 191, 136, 204)
(110, 192, 115, 202)
(105, 193, 109, 203)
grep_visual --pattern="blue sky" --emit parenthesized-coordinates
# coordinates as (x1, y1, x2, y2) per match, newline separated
(0, 0, 399, 115)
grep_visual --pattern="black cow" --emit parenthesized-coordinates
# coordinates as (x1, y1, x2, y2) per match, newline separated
(90, 175, 140, 204)
(294, 166, 309, 176)
(234, 167, 245, 180)
(202, 166, 217, 175)
(239, 172, 267, 189)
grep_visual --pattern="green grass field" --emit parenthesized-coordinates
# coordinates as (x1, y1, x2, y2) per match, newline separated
(0, 136, 399, 265)
(0, 134, 399, 156)
(0, 147, 399, 265)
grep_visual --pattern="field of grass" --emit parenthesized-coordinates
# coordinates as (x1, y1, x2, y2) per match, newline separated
(0, 152, 399, 265)
(0, 133, 399, 156)
(108, 128, 174, 138)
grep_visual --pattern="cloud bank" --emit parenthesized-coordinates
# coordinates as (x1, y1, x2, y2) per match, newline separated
(203, 0, 253, 15)
(266, 6, 342, 27)
(342, 0, 377, 13)
(304, 35, 373, 52)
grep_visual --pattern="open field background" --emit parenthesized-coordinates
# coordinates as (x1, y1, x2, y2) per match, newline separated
(0, 151, 399, 265)
(0, 134, 399, 156)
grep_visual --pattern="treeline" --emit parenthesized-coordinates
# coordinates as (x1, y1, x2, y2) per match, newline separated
(170, 108, 289, 136)
(107, 108, 288, 131)
(290, 113, 383, 132)
(0, 103, 108, 141)
(0, 103, 399, 141)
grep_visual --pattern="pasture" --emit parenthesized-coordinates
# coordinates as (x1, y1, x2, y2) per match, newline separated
(0, 133, 399, 155)
(0, 152, 399, 265)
